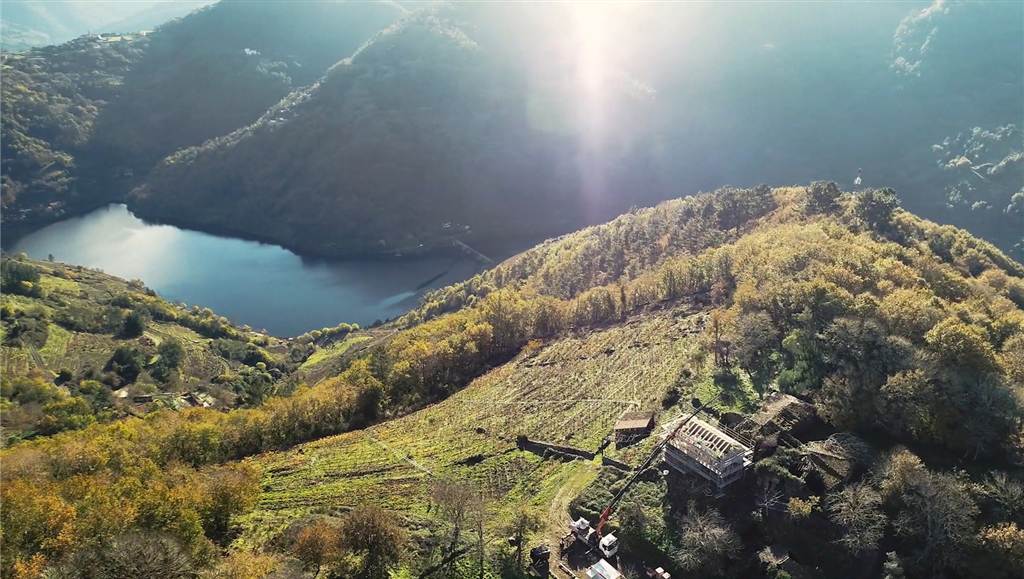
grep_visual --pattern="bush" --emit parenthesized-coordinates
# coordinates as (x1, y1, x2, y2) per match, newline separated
(1, 260, 41, 297)
(106, 346, 144, 384)
(4, 311, 49, 348)
(150, 339, 186, 383)
(121, 310, 147, 338)
(805, 181, 841, 214)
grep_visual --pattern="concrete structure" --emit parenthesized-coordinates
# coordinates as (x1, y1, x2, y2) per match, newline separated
(664, 416, 752, 489)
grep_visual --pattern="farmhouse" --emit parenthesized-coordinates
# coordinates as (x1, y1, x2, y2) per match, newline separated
(664, 416, 752, 489)
(613, 410, 655, 446)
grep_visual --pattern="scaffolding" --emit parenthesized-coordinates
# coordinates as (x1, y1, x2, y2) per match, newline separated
(664, 416, 752, 489)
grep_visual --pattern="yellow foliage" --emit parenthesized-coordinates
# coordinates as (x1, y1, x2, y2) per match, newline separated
(787, 496, 819, 519)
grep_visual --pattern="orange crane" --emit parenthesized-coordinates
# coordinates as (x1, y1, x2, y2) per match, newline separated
(595, 394, 720, 539)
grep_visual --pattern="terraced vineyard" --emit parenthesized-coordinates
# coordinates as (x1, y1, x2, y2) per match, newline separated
(297, 333, 376, 384)
(240, 305, 708, 549)
(1, 258, 289, 396)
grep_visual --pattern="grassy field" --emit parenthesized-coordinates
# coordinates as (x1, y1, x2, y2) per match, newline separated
(299, 334, 373, 373)
(239, 305, 711, 553)
(37, 323, 71, 366)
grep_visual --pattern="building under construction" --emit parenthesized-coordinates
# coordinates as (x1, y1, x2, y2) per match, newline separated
(663, 416, 752, 489)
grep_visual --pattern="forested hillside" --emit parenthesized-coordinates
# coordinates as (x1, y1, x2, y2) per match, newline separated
(128, 2, 1023, 260)
(3, 183, 1022, 578)
(1, 0, 403, 238)
(131, 7, 656, 257)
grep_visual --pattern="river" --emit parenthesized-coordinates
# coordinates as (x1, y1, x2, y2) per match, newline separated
(6, 204, 481, 336)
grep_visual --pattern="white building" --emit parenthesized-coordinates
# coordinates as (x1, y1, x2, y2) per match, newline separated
(585, 559, 623, 579)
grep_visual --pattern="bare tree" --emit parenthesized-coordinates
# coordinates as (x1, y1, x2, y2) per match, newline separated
(505, 505, 542, 569)
(468, 493, 490, 579)
(827, 483, 886, 554)
(430, 479, 477, 574)
(338, 506, 405, 579)
(671, 505, 740, 574)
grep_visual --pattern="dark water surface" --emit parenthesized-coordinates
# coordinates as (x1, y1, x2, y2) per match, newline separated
(7, 204, 480, 336)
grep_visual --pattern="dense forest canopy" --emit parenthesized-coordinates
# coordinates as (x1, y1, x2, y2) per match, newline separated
(1, 0, 403, 237)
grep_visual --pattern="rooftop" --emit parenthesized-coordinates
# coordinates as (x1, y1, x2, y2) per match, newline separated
(614, 410, 655, 431)
(667, 416, 748, 460)
(585, 559, 623, 579)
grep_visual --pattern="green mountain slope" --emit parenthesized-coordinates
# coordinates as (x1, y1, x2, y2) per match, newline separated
(130, 2, 1024, 261)
(3, 184, 1022, 578)
(238, 184, 1024, 577)
(6, 3, 1021, 260)
(1, 0, 403, 236)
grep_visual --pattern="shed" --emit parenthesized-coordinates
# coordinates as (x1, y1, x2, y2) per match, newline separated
(613, 411, 655, 446)
(187, 391, 216, 408)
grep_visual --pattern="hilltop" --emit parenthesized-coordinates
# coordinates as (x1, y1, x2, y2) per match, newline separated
(2, 183, 1022, 578)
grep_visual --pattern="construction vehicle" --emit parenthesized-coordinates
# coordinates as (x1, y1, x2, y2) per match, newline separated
(565, 395, 721, 560)
(528, 544, 550, 576)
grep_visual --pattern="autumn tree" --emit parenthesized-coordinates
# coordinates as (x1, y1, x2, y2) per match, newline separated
(728, 310, 779, 388)
(293, 520, 343, 577)
(805, 181, 841, 214)
(854, 187, 900, 232)
(925, 317, 998, 375)
(1000, 333, 1024, 385)
(198, 464, 260, 544)
(975, 522, 1024, 579)
(875, 449, 979, 575)
(338, 506, 405, 579)
(0, 480, 77, 576)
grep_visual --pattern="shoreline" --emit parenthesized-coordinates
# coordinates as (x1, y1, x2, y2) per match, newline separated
(3, 200, 499, 265)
